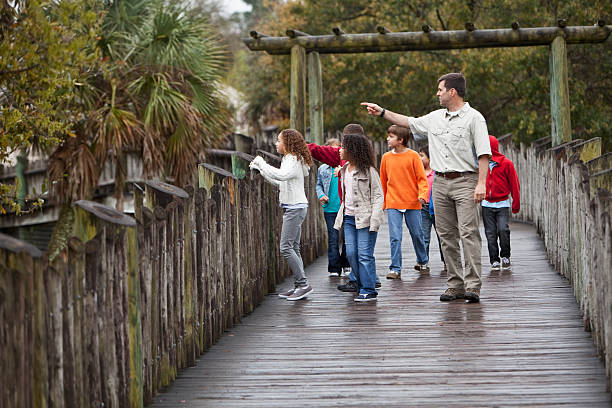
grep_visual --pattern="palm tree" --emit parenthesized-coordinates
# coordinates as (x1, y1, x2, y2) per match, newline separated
(48, 0, 232, 209)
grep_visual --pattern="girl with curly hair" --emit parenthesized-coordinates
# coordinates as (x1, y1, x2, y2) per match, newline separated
(308, 124, 384, 302)
(249, 129, 314, 301)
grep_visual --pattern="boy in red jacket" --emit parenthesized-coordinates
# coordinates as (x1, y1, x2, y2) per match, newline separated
(481, 135, 520, 270)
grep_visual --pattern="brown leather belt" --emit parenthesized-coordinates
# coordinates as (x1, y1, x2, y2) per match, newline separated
(437, 171, 475, 179)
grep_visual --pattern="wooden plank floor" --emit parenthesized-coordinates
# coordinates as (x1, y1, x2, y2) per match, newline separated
(151, 220, 611, 407)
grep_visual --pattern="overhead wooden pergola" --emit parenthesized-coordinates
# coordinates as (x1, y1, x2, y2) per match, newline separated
(243, 21, 611, 146)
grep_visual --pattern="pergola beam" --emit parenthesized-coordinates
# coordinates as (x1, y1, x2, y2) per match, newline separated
(243, 25, 611, 55)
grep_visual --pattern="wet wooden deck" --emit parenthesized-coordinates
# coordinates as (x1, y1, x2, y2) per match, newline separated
(151, 220, 611, 407)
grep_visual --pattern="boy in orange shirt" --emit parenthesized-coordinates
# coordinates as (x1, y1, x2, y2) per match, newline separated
(380, 125, 430, 279)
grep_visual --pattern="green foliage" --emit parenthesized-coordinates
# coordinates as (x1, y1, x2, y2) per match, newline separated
(0, 0, 101, 156)
(47, 0, 233, 206)
(0, 0, 103, 213)
(234, 0, 611, 150)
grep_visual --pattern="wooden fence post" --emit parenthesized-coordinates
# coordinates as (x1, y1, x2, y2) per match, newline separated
(72, 200, 142, 408)
(231, 152, 255, 180)
(549, 35, 572, 146)
(308, 51, 323, 144)
(0, 234, 43, 408)
(290, 44, 307, 136)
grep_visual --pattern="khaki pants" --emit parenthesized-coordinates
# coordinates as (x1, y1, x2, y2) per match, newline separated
(433, 173, 482, 290)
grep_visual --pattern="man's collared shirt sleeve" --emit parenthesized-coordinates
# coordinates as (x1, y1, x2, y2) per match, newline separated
(472, 114, 491, 158)
(407, 112, 435, 142)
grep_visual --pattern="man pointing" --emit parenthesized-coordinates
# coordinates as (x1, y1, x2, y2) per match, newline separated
(362, 72, 491, 302)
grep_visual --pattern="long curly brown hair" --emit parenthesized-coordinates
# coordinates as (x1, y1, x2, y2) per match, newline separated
(342, 133, 376, 173)
(280, 129, 313, 166)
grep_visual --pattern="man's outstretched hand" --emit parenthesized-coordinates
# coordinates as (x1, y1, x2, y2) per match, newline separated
(360, 102, 382, 116)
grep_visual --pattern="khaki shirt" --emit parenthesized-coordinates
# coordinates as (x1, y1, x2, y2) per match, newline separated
(407, 102, 491, 173)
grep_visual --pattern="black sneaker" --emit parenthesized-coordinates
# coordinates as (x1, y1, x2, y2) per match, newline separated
(337, 281, 358, 292)
(375, 281, 381, 288)
(354, 293, 378, 302)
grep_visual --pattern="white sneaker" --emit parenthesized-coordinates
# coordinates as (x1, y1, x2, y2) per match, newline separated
(501, 257, 511, 270)
(491, 261, 501, 271)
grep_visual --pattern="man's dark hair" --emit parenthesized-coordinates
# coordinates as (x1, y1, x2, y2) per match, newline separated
(342, 123, 365, 137)
(387, 125, 411, 147)
(438, 72, 466, 98)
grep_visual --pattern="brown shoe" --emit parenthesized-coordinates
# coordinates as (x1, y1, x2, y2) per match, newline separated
(386, 271, 401, 279)
(417, 263, 430, 274)
(465, 287, 480, 303)
(440, 288, 465, 301)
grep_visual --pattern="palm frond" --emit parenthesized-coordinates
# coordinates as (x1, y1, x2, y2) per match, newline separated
(48, 137, 99, 203)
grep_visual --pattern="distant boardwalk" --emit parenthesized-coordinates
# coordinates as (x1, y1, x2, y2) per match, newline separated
(152, 220, 611, 407)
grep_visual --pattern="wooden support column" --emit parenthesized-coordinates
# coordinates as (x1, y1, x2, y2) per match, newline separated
(308, 51, 323, 144)
(290, 44, 307, 136)
(549, 36, 572, 146)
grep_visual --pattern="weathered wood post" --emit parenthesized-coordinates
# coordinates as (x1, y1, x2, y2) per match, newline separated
(308, 51, 323, 144)
(230, 152, 254, 180)
(290, 44, 307, 135)
(142, 181, 189, 390)
(549, 35, 572, 146)
(234, 133, 254, 155)
(72, 200, 142, 408)
(0, 234, 43, 408)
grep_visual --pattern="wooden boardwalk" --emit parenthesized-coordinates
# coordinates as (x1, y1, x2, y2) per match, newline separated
(151, 220, 611, 407)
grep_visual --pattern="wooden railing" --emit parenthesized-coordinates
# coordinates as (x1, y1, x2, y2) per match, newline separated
(2, 136, 610, 405)
(0, 152, 326, 407)
(502, 135, 612, 391)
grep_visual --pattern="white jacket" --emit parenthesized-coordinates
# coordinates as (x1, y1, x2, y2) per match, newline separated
(251, 154, 310, 206)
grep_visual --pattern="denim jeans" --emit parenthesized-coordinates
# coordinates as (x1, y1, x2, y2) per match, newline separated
(481, 206, 511, 264)
(421, 206, 445, 263)
(279, 208, 308, 287)
(387, 209, 428, 272)
(324, 212, 350, 272)
(343, 215, 378, 295)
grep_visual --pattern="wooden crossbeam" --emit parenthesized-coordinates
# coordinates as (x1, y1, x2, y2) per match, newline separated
(243, 25, 611, 55)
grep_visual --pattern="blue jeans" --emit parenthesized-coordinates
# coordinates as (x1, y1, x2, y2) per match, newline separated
(421, 206, 444, 263)
(481, 206, 511, 264)
(324, 212, 350, 272)
(387, 209, 428, 272)
(343, 215, 378, 295)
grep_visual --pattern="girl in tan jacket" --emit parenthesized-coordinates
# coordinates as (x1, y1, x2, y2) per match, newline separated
(334, 133, 384, 302)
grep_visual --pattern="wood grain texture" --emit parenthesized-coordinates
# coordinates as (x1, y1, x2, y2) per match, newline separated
(151, 221, 611, 407)
(503, 137, 612, 391)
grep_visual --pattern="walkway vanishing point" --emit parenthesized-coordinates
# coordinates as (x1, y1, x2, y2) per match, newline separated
(151, 220, 612, 408)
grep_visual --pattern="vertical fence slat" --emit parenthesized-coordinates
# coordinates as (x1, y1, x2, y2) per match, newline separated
(503, 136, 612, 391)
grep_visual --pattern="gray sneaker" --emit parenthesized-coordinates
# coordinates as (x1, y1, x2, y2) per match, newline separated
(501, 257, 511, 270)
(491, 261, 501, 271)
(278, 288, 295, 298)
(287, 285, 313, 301)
